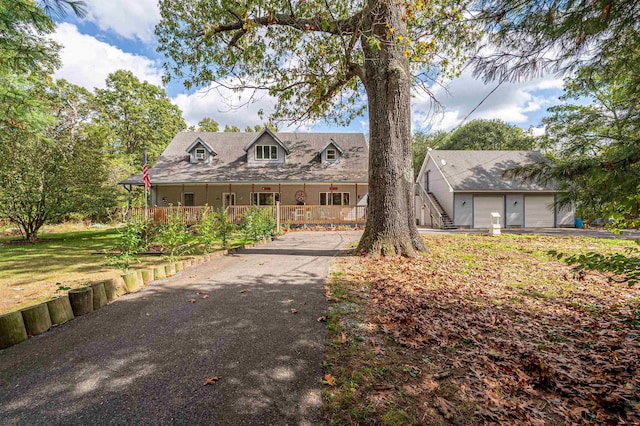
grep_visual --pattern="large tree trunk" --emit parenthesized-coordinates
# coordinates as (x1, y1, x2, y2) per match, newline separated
(357, 1, 426, 257)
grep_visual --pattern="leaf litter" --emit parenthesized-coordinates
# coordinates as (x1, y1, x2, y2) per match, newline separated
(325, 234, 639, 425)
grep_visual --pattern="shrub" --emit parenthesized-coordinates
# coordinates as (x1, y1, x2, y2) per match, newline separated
(155, 209, 195, 262)
(107, 221, 150, 271)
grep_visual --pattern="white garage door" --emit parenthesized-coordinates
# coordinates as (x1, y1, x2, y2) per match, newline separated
(473, 196, 504, 228)
(524, 195, 555, 227)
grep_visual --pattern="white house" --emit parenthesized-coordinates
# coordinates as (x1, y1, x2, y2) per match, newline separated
(415, 150, 575, 229)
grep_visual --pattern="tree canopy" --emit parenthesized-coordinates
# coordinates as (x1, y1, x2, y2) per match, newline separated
(156, 0, 479, 256)
(94, 70, 186, 165)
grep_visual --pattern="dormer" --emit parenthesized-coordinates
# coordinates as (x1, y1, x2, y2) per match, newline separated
(186, 138, 216, 164)
(319, 139, 344, 164)
(244, 128, 289, 165)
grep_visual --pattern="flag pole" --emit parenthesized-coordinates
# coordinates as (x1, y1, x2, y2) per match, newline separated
(143, 149, 149, 221)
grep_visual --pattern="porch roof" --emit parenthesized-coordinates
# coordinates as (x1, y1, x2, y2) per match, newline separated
(121, 132, 368, 186)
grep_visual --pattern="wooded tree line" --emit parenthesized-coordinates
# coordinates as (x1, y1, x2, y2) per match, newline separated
(2, 0, 638, 254)
(0, 0, 273, 241)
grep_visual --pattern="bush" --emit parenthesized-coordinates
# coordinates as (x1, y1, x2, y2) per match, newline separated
(155, 209, 195, 262)
(243, 207, 275, 242)
(197, 207, 237, 252)
(107, 221, 150, 271)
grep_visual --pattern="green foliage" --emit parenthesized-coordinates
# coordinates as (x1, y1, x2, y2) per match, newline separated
(197, 117, 220, 132)
(107, 221, 149, 271)
(443, 119, 538, 151)
(0, 80, 115, 241)
(196, 207, 218, 253)
(411, 131, 449, 179)
(155, 209, 194, 262)
(197, 207, 237, 252)
(94, 70, 186, 165)
(242, 207, 275, 242)
(549, 242, 640, 287)
(473, 1, 640, 84)
(213, 209, 237, 249)
(223, 125, 240, 132)
(155, 0, 478, 125)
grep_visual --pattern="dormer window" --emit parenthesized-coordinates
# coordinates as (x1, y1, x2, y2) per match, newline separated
(256, 145, 277, 160)
(195, 148, 206, 160)
(326, 149, 337, 161)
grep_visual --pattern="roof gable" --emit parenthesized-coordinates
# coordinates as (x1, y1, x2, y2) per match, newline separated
(427, 150, 556, 191)
(243, 128, 290, 155)
(186, 138, 216, 156)
(319, 139, 344, 155)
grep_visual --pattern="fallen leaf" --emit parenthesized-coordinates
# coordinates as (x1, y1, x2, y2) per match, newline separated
(290, 308, 298, 314)
(323, 374, 336, 386)
(239, 289, 248, 293)
(188, 299, 196, 304)
(317, 316, 327, 322)
(203, 376, 222, 386)
(338, 332, 348, 344)
(374, 384, 392, 391)
(201, 295, 209, 299)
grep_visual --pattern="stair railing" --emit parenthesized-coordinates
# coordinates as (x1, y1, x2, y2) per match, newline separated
(416, 184, 444, 229)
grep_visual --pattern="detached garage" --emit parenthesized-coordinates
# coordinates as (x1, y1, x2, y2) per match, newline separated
(415, 150, 575, 229)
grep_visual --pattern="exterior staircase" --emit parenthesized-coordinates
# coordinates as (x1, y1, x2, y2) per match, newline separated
(427, 192, 455, 229)
(415, 184, 456, 229)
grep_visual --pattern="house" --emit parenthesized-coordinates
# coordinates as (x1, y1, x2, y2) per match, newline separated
(415, 150, 575, 229)
(120, 130, 369, 222)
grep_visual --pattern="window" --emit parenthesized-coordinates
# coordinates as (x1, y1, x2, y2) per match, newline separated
(251, 192, 278, 205)
(195, 148, 206, 160)
(255, 145, 278, 160)
(326, 148, 337, 161)
(320, 192, 350, 205)
(223, 192, 236, 207)
(184, 193, 195, 206)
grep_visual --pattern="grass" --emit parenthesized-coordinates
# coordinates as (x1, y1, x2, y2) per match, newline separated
(0, 223, 254, 315)
(324, 233, 640, 425)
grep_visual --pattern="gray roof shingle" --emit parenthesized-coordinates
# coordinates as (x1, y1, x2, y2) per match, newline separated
(428, 150, 555, 191)
(121, 132, 369, 185)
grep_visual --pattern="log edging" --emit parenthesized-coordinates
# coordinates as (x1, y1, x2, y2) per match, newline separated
(0, 238, 273, 350)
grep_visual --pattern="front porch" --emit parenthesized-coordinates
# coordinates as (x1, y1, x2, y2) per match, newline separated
(130, 204, 367, 226)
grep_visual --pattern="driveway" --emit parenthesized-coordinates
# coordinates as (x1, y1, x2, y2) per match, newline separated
(0, 231, 361, 426)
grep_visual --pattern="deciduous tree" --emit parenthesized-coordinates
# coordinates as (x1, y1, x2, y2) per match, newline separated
(94, 70, 186, 165)
(155, 0, 478, 256)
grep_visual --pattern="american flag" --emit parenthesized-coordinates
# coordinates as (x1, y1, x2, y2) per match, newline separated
(142, 150, 151, 193)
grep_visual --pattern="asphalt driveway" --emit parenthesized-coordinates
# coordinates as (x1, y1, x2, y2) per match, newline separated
(0, 231, 361, 426)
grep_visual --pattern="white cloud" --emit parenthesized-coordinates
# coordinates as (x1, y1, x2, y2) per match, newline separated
(412, 72, 565, 133)
(84, 0, 160, 42)
(172, 84, 304, 131)
(51, 23, 163, 90)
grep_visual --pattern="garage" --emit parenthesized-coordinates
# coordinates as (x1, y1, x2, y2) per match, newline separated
(524, 195, 555, 227)
(473, 195, 504, 228)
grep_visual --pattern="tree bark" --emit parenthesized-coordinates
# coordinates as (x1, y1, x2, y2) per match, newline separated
(68, 287, 94, 316)
(21, 303, 52, 336)
(47, 295, 74, 325)
(356, 1, 426, 257)
(0, 311, 28, 349)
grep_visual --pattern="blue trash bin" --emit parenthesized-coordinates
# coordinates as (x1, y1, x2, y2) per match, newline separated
(575, 218, 583, 228)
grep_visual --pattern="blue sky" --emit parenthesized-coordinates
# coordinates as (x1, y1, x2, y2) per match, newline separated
(52, 1, 566, 135)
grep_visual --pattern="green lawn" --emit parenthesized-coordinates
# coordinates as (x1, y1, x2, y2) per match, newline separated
(0, 224, 249, 315)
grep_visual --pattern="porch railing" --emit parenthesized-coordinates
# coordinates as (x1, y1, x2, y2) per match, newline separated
(130, 206, 210, 225)
(129, 205, 367, 226)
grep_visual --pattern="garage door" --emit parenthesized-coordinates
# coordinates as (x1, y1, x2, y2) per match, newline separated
(524, 195, 555, 227)
(473, 196, 504, 228)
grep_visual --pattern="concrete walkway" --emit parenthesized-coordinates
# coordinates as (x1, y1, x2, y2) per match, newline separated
(0, 231, 361, 426)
